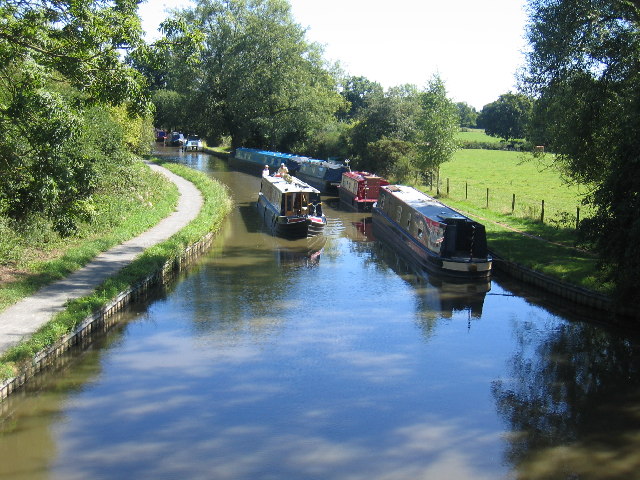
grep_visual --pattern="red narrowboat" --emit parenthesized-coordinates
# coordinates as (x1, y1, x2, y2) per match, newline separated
(338, 171, 389, 212)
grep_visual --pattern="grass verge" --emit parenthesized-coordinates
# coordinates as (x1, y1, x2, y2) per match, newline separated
(0, 159, 179, 312)
(0, 160, 233, 380)
(418, 193, 609, 295)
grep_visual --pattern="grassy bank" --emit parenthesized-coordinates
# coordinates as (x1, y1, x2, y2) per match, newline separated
(0, 159, 179, 312)
(417, 149, 607, 294)
(0, 160, 233, 379)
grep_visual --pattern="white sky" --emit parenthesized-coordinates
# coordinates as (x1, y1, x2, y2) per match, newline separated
(137, 0, 529, 110)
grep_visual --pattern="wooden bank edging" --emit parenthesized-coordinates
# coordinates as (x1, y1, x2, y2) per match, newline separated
(491, 254, 638, 321)
(0, 231, 216, 401)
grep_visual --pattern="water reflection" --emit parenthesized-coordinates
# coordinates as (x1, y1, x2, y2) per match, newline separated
(492, 317, 640, 479)
(1, 147, 640, 479)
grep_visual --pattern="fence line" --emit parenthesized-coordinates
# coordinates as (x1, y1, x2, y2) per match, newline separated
(427, 178, 585, 230)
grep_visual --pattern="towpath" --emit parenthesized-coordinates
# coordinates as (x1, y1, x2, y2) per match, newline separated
(0, 161, 203, 355)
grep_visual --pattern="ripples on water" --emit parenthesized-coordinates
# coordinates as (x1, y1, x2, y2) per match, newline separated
(1, 149, 640, 480)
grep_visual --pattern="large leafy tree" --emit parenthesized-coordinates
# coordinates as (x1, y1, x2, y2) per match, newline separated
(347, 84, 421, 174)
(0, 0, 149, 233)
(338, 75, 384, 121)
(523, 0, 640, 301)
(478, 93, 532, 141)
(413, 74, 459, 185)
(158, 0, 342, 150)
(456, 101, 478, 128)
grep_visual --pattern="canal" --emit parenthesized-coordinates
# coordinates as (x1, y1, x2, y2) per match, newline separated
(1, 149, 640, 479)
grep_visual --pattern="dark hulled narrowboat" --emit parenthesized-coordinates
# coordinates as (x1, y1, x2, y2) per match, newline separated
(257, 174, 326, 238)
(295, 158, 348, 194)
(338, 171, 389, 211)
(372, 185, 492, 279)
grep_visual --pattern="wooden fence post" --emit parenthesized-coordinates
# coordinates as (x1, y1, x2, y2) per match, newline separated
(576, 207, 580, 229)
(486, 188, 489, 208)
(512, 194, 515, 213)
(446, 178, 449, 196)
(465, 182, 468, 199)
(541, 200, 545, 223)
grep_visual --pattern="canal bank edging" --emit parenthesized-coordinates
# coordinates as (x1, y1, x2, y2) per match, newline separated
(0, 230, 217, 401)
(491, 254, 639, 322)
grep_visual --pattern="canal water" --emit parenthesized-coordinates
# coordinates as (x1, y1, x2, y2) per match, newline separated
(1, 149, 640, 480)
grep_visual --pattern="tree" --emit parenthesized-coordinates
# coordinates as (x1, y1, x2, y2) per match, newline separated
(456, 102, 478, 128)
(523, 0, 640, 301)
(159, 0, 343, 150)
(347, 84, 421, 172)
(478, 93, 532, 141)
(0, 0, 150, 234)
(338, 75, 384, 121)
(414, 74, 459, 186)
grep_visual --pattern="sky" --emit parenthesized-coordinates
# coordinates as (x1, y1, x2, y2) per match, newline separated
(137, 0, 529, 110)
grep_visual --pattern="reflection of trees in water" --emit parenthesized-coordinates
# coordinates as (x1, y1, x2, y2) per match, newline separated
(492, 319, 640, 479)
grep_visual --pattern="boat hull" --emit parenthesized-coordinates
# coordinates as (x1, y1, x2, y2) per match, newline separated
(337, 186, 376, 212)
(372, 207, 492, 279)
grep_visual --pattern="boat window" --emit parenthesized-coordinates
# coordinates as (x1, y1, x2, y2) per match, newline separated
(285, 194, 293, 214)
(396, 206, 402, 222)
(417, 228, 423, 239)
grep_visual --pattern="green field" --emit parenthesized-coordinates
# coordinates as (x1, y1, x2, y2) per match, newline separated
(436, 149, 591, 225)
(416, 149, 606, 293)
(456, 128, 503, 144)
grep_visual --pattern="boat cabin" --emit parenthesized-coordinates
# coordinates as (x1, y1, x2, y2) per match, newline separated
(260, 175, 323, 218)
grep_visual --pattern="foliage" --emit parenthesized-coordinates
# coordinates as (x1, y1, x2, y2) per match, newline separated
(152, 89, 187, 132)
(338, 75, 384, 121)
(413, 74, 459, 182)
(456, 102, 478, 128)
(298, 119, 350, 160)
(154, 0, 343, 150)
(347, 83, 421, 172)
(0, 0, 151, 235)
(523, 0, 640, 301)
(0, 158, 178, 311)
(478, 92, 533, 141)
(365, 137, 416, 180)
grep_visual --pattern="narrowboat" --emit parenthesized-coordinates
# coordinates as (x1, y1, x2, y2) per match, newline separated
(231, 147, 302, 176)
(338, 171, 389, 211)
(295, 157, 348, 194)
(372, 185, 492, 279)
(257, 174, 326, 238)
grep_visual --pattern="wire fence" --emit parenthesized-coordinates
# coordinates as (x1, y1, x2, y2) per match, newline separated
(425, 177, 588, 230)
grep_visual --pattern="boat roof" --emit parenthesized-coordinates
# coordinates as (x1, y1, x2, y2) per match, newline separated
(381, 185, 469, 222)
(263, 175, 320, 194)
(343, 171, 385, 180)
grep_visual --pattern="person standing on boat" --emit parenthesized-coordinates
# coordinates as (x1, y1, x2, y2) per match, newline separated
(277, 163, 288, 176)
(263, 165, 270, 177)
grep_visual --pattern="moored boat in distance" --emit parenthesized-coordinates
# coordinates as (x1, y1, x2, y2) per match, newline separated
(257, 173, 326, 238)
(372, 185, 492, 279)
(231, 147, 349, 194)
(295, 157, 348, 194)
(231, 147, 303, 175)
(338, 171, 389, 211)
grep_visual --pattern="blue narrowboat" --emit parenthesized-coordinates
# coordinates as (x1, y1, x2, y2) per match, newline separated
(230, 148, 302, 175)
(372, 184, 492, 279)
(257, 173, 326, 238)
